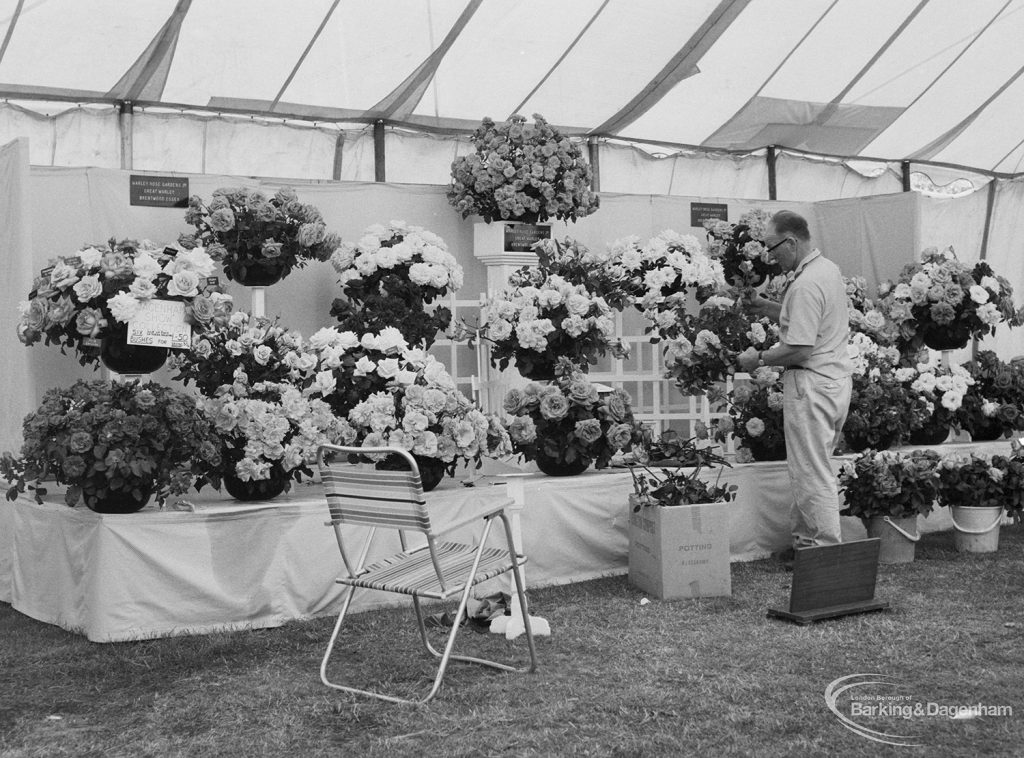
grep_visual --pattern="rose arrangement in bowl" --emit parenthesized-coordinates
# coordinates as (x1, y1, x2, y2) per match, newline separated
(838, 449, 942, 519)
(608, 230, 726, 340)
(483, 249, 627, 380)
(533, 237, 636, 310)
(842, 336, 932, 451)
(329, 221, 464, 349)
(16, 239, 231, 369)
(447, 113, 599, 223)
(904, 356, 974, 443)
(501, 359, 642, 474)
(876, 247, 1023, 352)
(170, 311, 307, 397)
(346, 356, 510, 490)
(629, 438, 736, 509)
(954, 351, 1024, 440)
(703, 209, 782, 289)
(662, 299, 779, 396)
(183, 186, 340, 285)
(1, 379, 222, 512)
(199, 377, 357, 500)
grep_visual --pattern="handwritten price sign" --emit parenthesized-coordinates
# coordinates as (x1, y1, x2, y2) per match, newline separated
(127, 299, 192, 349)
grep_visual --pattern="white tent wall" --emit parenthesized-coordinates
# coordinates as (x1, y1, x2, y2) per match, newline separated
(983, 178, 1024, 361)
(0, 139, 34, 453)
(775, 153, 904, 201)
(599, 143, 770, 199)
(814, 192, 920, 293)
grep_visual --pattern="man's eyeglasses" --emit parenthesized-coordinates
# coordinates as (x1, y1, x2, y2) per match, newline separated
(764, 237, 790, 254)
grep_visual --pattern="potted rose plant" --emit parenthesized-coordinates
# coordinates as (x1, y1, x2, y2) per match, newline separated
(502, 359, 641, 475)
(955, 351, 1024, 441)
(1, 379, 222, 512)
(936, 449, 1023, 553)
(627, 438, 736, 599)
(329, 221, 463, 349)
(183, 186, 340, 285)
(842, 334, 931, 452)
(838, 449, 941, 563)
(16, 239, 231, 372)
(448, 113, 599, 224)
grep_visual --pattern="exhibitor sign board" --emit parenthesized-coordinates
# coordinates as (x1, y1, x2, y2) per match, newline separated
(689, 202, 728, 229)
(127, 299, 192, 349)
(503, 222, 552, 253)
(130, 175, 190, 208)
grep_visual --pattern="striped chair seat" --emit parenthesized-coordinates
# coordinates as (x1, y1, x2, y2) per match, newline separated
(341, 541, 520, 600)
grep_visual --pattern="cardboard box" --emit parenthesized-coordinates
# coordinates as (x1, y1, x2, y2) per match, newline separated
(627, 495, 731, 599)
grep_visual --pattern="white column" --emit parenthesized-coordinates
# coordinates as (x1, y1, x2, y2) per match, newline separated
(251, 287, 267, 319)
(472, 221, 546, 413)
(488, 476, 551, 639)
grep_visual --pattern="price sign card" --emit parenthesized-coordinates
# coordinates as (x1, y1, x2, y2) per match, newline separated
(127, 299, 192, 349)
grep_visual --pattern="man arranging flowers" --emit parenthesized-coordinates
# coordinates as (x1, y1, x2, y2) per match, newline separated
(737, 211, 852, 562)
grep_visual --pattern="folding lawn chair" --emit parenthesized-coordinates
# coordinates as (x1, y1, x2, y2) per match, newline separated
(316, 444, 538, 704)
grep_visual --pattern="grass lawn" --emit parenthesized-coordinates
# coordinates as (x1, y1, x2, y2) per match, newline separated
(2, 526, 1022, 757)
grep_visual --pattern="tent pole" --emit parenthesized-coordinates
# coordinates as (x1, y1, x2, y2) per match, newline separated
(374, 120, 385, 182)
(901, 160, 911, 191)
(766, 145, 777, 200)
(588, 136, 600, 192)
(118, 100, 133, 170)
(332, 131, 345, 181)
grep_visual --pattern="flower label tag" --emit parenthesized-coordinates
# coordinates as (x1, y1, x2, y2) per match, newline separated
(205, 276, 219, 288)
(40, 265, 54, 277)
(127, 299, 192, 349)
(64, 256, 81, 267)
(503, 222, 551, 253)
(81, 337, 102, 348)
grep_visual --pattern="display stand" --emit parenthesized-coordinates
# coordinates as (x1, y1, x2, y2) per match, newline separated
(767, 539, 889, 625)
(490, 476, 551, 639)
(251, 286, 266, 319)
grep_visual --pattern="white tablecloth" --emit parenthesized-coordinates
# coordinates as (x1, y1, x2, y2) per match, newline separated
(0, 440, 1009, 642)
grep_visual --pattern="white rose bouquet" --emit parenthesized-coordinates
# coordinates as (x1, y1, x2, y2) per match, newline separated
(609, 230, 727, 341)
(347, 356, 511, 490)
(330, 221, 463, 348)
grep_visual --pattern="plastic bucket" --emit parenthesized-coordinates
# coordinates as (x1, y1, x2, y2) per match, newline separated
(863, 516, 919, 564)
(950, 505, 1003, 553)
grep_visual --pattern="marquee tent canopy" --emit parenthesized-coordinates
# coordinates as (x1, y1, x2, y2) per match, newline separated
(2, 0, 1024, 177)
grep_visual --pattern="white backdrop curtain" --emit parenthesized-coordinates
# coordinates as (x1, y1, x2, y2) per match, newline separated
(0, 139, 35, 453)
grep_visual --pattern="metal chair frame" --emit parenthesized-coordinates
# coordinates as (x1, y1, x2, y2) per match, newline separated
(316, 444, 537, 704)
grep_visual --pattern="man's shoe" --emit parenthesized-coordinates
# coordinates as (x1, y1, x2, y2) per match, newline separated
(771, 547, 795, 571)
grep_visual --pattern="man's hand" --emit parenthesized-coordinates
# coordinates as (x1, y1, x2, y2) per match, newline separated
(742, 293, 779, 319)
(737, 346, 760, 373)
